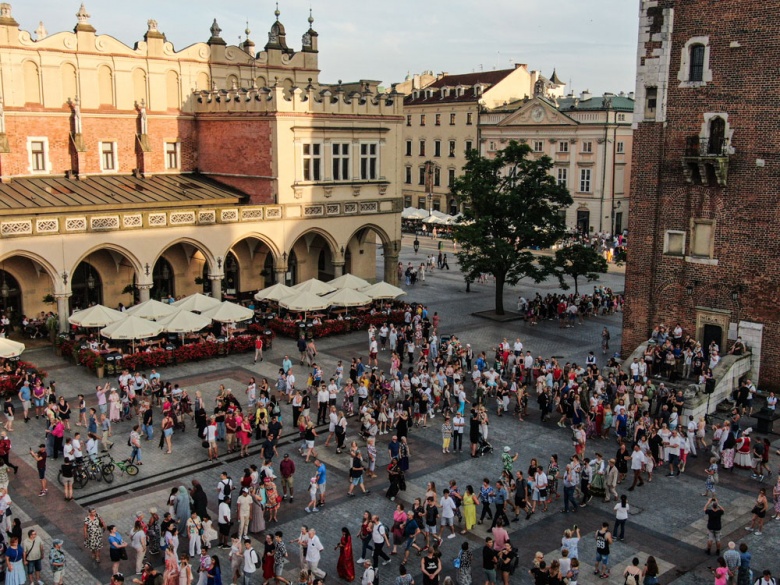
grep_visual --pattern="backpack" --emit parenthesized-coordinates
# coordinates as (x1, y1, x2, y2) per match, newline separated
(626, 574, 638, 585)
(221, 479, 233, 498)
(369, 566, 379, 585)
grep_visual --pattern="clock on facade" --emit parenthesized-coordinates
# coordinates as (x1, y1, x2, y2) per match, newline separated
(531, 106, 545, 123)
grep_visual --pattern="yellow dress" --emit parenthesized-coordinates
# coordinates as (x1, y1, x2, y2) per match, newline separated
(463, 493, 477, 530)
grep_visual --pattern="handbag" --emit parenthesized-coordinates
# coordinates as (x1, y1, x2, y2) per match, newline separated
(453, 552, 462, 569)
(201, 440, 209, 449)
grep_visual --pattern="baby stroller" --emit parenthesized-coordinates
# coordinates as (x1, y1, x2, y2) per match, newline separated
(476, 433, 493, 456)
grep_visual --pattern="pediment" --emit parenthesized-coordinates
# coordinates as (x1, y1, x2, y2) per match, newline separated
(497, 98, 577, 127)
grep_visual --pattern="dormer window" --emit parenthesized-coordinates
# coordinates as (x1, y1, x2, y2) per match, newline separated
(475, 85, 483, 96)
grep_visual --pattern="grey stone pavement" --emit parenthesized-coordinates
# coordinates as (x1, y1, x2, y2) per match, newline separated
(4, 234, 777, 585)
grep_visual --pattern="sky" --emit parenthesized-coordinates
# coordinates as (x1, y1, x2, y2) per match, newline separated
(12, 0, 638, 95)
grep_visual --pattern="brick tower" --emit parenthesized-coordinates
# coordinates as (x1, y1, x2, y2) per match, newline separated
(623, 1, 780, 387)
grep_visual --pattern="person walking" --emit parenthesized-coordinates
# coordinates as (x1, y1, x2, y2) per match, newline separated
(370, 515, 391, 568)
(84, 507, 106, 564)
(628, 444, 646, 491)
(305, 528, 326, 579)
(239, 537, 260, 585)
(594, 522, 612, 579)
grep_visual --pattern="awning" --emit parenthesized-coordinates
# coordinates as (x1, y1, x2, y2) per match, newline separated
(68, 304, 125, 327)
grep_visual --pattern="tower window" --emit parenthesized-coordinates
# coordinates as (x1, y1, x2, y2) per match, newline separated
(689, 44, 705, 82)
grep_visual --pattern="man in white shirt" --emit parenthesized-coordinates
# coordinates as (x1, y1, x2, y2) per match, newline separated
(236, 488, 253, 540)
(665, 430, 682, 476)
(360, 560, 376, 585)
(305, 528, 326, 578)
(523, 352, 534, 384)
(217, 497, 232, 549)
(240, 537, 259, 584)
(513, 338, 523, 358)
(628, 444, 646, 491)
(440, 490, 457, 538)
(629, 358, 640, 381)
(452, 413, 465, 453)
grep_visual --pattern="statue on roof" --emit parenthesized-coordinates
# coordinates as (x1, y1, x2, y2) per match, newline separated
(76, 3, 90, 25)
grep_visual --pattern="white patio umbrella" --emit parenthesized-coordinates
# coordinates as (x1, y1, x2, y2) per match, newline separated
(402, 206, 429, 220)
(328, 273, 371, 291)
(68, 304, 124, 327)
(200, 301, 254, 323)
(279, 290, 331, 313)
(254, 282, 296, 302)
(360, 281, 407, 300)
(291, 278, 336, 296)
(156, 309, 211, 334)
(125, 299, 176, 321)
(100, 315, 163, 352)
(172, 293, 222, 313)
(0, 338, 25, 358)
(322, 288, 372, 315)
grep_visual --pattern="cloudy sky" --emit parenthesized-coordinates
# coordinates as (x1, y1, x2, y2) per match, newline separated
(13, 0, 638, 94)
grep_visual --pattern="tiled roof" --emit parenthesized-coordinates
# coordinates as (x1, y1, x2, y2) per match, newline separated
(404, 68, 516, 105)
(0, 173, 246, 211)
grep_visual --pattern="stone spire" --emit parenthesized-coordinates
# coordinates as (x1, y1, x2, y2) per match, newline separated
(265, 2, 291, 53)
(302, 8, 318, 53)
(242, 20, 255, 55)
(74, 3, 95, 32)
(35, 20, 47, 40)
(0, 3, 18, 27)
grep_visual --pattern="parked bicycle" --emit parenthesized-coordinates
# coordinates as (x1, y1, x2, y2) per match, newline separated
(101, 453, 139, 478)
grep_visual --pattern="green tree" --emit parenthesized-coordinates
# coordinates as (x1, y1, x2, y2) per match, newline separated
(542, 243, 608, 295)
(451, 140, 573, 314)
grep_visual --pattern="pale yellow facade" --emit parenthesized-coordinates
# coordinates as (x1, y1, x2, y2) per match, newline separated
(0, 4, 403, 329)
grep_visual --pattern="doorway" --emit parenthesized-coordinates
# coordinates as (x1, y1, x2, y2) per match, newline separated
(576, 210, 590, 236)
(703, 324, 722, 358)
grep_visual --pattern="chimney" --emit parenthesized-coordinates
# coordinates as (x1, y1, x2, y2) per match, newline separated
(628, 92, 635, 100)
(580, 89, 592, 100)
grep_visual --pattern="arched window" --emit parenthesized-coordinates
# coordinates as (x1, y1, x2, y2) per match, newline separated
(166, 71, 180, 110)
(60, 63, 78, 104)
(133, 69, 148, 106)
(152, 258, 174, 300)
(708, 117, 726, 155)
(23, 61, 41, 104)
(98, 66, 114, 106)
(689, 44, 706, 82)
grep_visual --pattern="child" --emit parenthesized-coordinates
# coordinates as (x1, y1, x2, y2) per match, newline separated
(305, 478, 319, 513)
(201, 514, 218, 549)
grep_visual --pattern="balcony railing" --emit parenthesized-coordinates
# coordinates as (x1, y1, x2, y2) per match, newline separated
(684, 136, 728, 157)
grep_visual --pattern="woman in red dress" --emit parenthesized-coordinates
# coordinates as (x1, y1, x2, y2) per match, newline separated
(262, 533, 275, 582)
(335, 527, 355, 582)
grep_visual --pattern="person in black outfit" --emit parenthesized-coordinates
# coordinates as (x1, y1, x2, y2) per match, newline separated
(482, 538, 498, 585)
(420, 547, 441, 585)
(190, 480, 208, 519)
(386, 458, 402, 501)
(469, 409, 480, 457)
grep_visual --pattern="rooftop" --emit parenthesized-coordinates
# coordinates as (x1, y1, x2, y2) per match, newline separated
(0, 173, 246, 213)
(404, 68, 516, 105)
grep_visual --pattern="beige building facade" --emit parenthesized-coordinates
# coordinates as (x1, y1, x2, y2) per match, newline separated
(479, 91, 634, 235)
(400, 66, 565, 214)
(0, 3, 403, 331)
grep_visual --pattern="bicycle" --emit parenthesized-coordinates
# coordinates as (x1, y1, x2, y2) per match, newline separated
(57, 460, 89, 490)
(101, 453, 139, 478)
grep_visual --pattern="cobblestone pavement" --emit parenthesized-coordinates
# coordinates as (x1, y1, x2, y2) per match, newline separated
(6, 236, 777, 584)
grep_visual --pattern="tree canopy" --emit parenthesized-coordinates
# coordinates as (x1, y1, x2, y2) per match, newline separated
(541, 243, 608, 294)
(451, 140, 573, 314)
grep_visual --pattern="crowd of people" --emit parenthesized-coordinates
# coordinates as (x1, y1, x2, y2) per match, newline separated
(0, 301, 776, 585)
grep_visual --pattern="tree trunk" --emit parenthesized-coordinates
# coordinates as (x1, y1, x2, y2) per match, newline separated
(573, 276, 579, 295)
(495, 273, 506, 315)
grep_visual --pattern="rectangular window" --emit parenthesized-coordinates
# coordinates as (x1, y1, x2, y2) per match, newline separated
(557, 167, 568, 187)
(302, 143, 322, 181)
(616, 141, 625, 154)
(360, 142, 378, 180)
(448, 168, 455, 187)
(617, 114, 626, 122)
(419, 140, 426, 157)
(558, 141, 569, 153)
(435, 114, 441, 126)
(449, 113, 456, 125)
(489, 141, 496, 152)
(100, 142, 117, 171)
(690, 44, 706, 82)
(434, 140, 441, 158)
(406, 115, 412, 126)
(433, 167, 440, 187)
(448, 140, 456, 157)
(404, 195, 412, 208)
(165, 141, 180, 169)
(466, 112, 473, 125)
(332, 143, 350, 180)
(418, 196, 426, 209)
(465, 140, 473, 153)
(420, 114, 426, 126)
(664, 231, 686, 256)
(405, 140, 412, 157)
(533, 141, 544, 153)
(404, 166, 412, 184)
(582, 141, 593, 153)
(579, 168, 591, 192)
(30, 140, 47, 172)
(418, 166, 426, 185)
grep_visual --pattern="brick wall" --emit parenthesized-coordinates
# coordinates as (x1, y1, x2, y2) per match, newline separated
(195, 117, 274, 204)
(624, 0, 780, 388)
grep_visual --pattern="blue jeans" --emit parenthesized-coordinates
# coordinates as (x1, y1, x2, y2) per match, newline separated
(131, 446, 142, 463)
(563, 485, 578, 512)
(614, 518, 626, 539)
(217, 422, 226, 440)
(143, 424, 153, 439)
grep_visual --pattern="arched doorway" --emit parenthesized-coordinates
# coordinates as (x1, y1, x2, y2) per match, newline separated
(224, 252, 239, 295)
(0, 269, 22, 317)
(71, 261, 102, 310)
(152, 258, 175, 300)
(156, 240, 212, 299)
(263, 254, 276, 285)
(317, 248, 333, 281)
(288, 231, 336, 283)
(226, 236, 278, 297)
(343, 225, 391, 283)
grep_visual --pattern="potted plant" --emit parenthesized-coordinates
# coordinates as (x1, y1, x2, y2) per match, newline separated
(93, 354, 106, 379)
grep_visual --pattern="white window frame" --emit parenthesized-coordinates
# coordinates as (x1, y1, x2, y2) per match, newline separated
(582, 141, 593, 153)
(449, 113, 456, 126)
(405, 140, 412, 157)
(557, 167, 568, 187)
(302, 142, 322, 182)
(419, 140, 426, 157)
(404, 166, 412, 184)
(678, 36, 713, 88)
(99, 141, 118, 172)
(663, 230, 686, 256)
(331, 142, 351, 181)
(616, 141, 625, 154)
(489, 141, 496, 152)
(359, 141, 379, 180)
(579, 168, 591, 193)
(164, 141, 181, 170)
(558, 141, 569, 153)
(448, 140, 456, 157)
(533, 141, 544, 153)
(448, 168, 456, 187)
(27, 137, 51, 174)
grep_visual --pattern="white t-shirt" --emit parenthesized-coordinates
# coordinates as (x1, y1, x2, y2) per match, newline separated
(218, 501, 231, 524)
(243, 547, 259, 573)
(666, 435, 682, 456)
(440, 496, 456, 520)
(614, 503, 629, 520)
(305, 535, 323, 563)
(630, 450, 646, 470)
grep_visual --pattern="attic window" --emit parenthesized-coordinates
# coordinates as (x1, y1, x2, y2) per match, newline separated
(475, 85, 482, 96)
